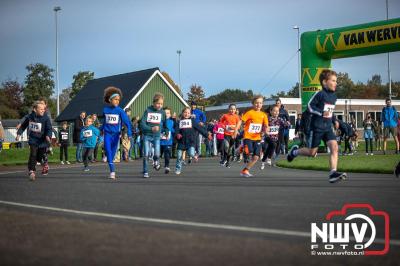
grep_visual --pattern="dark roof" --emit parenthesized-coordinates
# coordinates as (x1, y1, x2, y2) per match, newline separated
(55, 67, 159, 122)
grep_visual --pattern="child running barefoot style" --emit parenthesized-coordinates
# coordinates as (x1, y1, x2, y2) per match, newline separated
(261, 104, 289, 169)
(239, 95, 269, 177)
(175, 107, 212, 175)
(160, 107, 175, 174)
(219, 104, 241, 168)
(101, 87, 132, 179)
(140, 93, 168, 178)
(287, 69, 347, 183)
(80, 115, 100, 171)
(16, 101, 52, 181)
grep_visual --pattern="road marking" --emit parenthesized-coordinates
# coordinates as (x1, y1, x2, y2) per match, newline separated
(0, 200, 399, 246)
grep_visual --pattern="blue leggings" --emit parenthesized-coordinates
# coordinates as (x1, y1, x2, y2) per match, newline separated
(104, 133, 120, 172)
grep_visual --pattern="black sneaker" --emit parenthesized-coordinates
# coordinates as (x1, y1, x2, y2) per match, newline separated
(165, 167, 170, 174)
(188, 158, 192, 164)
(225, 162, 230, 168)
(287, 145, 299, 162)
(329, 171, 347, 183)
(153, 161, 161, 171)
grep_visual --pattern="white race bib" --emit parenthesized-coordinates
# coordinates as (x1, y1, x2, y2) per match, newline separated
(147, 112, 161, 124)
(179, 119, 192, 129)
(61, 133, 68, 140)
(105, 114, 119, 125)
(366, 126, 372, 130)
(217, 127, 225, 134)
(226, 125, 236, 132)
(268, 126, 280, 136)
(161, 132, 171, 140)
(323, 103, 335, 118)
(248, 123, 262, 134)
(29, 122, 42, 133)
(83, 130, 93, 138)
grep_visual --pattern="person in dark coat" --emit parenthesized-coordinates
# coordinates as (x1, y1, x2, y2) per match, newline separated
(74, 111, 86, 163)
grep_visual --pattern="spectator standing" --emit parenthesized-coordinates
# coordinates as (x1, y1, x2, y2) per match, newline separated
(74, 111, 86, 162)
(381, 98, 399, 154)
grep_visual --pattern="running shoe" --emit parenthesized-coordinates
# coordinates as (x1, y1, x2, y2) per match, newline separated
(188, 158, 192, 164)
(29, 171, 36, 181)
(329, 171, 347, 183)
(66, 161, 71, 165)
(175, 170, 181, 175)
(109, 172, 116, 180)
(260, 162, 265, 170)
(287, 145, 299, 162)
(266, 158, 272, 166)
(240, 169, 253, 178)
(165, 167, 170, 174)
(84, 167, 90, 172)
(42, 163, 49, 176)
(143, 172, 150, 178)
(60, 161, 65, 165)
(225, 162, 231, 168)
(102, 156, 107, 163)
(153, 161, 161, 171)
(194, 155, 199, 162)
(220, 160, 227, 167)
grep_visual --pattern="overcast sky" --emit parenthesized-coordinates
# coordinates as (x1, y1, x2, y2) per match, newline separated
(0, 0, 399, 98)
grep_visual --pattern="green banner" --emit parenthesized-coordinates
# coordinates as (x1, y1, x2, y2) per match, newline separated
(301, 17, 400, 111)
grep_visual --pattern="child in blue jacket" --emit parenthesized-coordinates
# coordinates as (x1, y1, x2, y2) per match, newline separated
(160, 107, 175, 174)
(80, 115, 100, 171)
(100, 87, 132, 179)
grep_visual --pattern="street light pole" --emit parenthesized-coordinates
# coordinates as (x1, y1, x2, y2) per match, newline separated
(386, 0, 392, 99)
(54, 6, 61, 116)
(293, 26, 301, 99)
(177, 50, 182, 94)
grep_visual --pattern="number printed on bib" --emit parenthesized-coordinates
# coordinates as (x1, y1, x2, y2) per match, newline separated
(105, 114, 119, 125)
(268, 126, 279, 135)
(147, 113, 161, 124)
(323, 103, 335, 118)
(161, 132, 171, 140)
(83, 130, 93, 138)
(248, 123, 262, 134)
(217, 127, 224, 134)
(61, 133, 68, 140)
(179, 119, 192, 129)
(29, 122, 42, 133)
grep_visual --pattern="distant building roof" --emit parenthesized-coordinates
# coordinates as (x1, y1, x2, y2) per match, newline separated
(55, 67, 159, 122)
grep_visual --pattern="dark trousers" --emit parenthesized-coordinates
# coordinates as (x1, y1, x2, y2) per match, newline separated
(365, 138, 373, 153)
(28, 145, 47, 171)
(82, 147, 94, 167)
(222, 136, 235, 162)
(60, 144, 68, 161)
(343, 136, 352, 153)
(93, 143, 99, 161)
(262, 138, 278, 162)
(160, 145, 171, 168)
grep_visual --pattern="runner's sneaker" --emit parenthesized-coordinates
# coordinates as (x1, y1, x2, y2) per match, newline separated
(42, 163, 49, 176)
(109, 172, 116, 180)
(102, 156, 107, 163)
(84, 167, 90, 172)
(266, 158, 272, 166)
(329, 171, 347, 183)
(28, 171, 36, 181)
(60, 161, 65, 165)
(165, 167, 170, 174)
(194, 155, 199, 162)
(287, 145, 299, 162)
(220, 160, 227, 167)
(225, 162, 231, 168)
(143, 172, 150, 178)
(66, 161, 71, 165)
(175, 170, 181, 175)
(153, 160, 161, 171)
(260, 162, 265, 170)
(240, 169, 253, 178)
(188, 158, 192, 164)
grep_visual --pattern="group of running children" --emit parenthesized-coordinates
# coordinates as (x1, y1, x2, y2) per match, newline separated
(17, 69, 351, 183)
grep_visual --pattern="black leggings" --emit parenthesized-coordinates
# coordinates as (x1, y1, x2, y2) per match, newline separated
(82, 147, 94, 167)
(160, 145, 171, 168)
(262, 138, 278, 162)
(28, 145, 48, 171)
(60, 144, 68, 161)
(223, 136, 235, 162)
(365, 138, 373, 153)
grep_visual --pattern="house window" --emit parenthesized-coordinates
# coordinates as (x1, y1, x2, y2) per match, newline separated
(348, 111, 364, 129)
(334, 111, 344, 121)
(368, 111, 382, 123)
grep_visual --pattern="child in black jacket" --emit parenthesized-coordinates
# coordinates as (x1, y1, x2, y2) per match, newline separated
(58, 121, 71, 164)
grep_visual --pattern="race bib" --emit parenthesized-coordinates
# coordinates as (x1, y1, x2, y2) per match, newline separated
(83, 130, 93, 138)
(217, 127, 225, 134)
(161, 132, 171, 140)
(268, 126, 280, 136)
(366, 126, 372, 130)
(226, 125, 236, 132)
(147, 112, 161, 124)
(61, 133, 68, 140)
(105, 114, 119, 125)
(248, 123, 262, 134)
(29, 122, 42, 133)
(179, 119, 192, 129)
(323, 103, 335, 118)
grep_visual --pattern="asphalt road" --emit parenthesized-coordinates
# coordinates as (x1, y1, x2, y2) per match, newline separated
(0, 158, 399, 265)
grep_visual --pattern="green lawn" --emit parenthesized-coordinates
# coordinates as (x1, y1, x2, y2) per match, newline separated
(277, 140, 399, 174)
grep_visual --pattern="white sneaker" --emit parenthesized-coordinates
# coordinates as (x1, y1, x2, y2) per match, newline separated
(175, 170, 181, 175)
(370, 153, 373, 156)
(102, 156, 107, 163)
(260, 162, 265, 170)
(66, 161, 71, 165)
(109, 172, 116, 179)
(366, 153, 369, 156)
(266, 158, 272, 166)
(60, 161, 65, 165)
